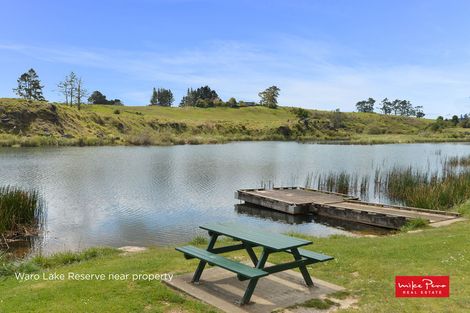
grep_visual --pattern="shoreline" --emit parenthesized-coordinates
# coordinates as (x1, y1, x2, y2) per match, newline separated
(3, 98, 470, 148)
(2, 136, 470, 148)
(1, 216, 469, 312)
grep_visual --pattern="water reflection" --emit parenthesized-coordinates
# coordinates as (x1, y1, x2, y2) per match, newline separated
(0, 142, 469, 255)
(235, 203, 393, 235)
(235, 203, 313, 225)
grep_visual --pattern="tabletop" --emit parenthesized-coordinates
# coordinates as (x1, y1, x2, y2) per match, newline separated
(200, 223, 312, 251)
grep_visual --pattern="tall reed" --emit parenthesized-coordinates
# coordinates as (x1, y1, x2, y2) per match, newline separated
(0, 186, 44, 234)
(380, 167, 470, 210)
(446, 155, 470, 168)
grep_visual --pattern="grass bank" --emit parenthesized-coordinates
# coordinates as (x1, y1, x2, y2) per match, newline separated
(2, 98, 470, 147)
(0, 208, 469, 312)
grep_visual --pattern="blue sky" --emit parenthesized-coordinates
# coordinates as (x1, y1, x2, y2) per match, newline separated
(1, 0, 470, 117)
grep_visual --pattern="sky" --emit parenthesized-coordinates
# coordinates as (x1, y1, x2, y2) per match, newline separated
(1, 0, 470, 117)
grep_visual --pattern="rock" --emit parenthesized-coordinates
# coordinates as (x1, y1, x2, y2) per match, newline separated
(118, 246, 148, 253)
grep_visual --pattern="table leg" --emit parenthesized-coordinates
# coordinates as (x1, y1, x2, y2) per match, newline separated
(291, 248, 314, 286)
(243, 242, 258, 266)
(191, 233, 219, 283)
(240, 248, 270, 305)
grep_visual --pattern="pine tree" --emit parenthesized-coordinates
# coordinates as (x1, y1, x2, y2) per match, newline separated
(156, 88, 174, 106)
(150, 87, 158, 105)
(13, 68, 45, 101)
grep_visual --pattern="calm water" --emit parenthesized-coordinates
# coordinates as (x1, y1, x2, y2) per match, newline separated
(1, 142, 470, 255)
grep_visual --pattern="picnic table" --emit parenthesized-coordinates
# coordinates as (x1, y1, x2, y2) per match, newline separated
(176, 223, 333, 305)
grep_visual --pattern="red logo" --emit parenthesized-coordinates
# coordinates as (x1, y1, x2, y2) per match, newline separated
(395, 276, 449, 297)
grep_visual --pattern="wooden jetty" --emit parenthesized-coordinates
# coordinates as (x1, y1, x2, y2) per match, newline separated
(235, 187, 462, 229)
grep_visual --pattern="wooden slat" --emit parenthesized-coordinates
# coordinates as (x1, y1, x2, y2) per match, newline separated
(200, 223, 312, 251)
(297, 249, 333, 262)
(243, 188, 346, 205)
(176, 246, 268, 279)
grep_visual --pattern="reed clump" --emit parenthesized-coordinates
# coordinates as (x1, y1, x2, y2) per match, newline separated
(0, 186, 44, 235)
(446, 155, 470, 168)
(382, 167, 470, 210)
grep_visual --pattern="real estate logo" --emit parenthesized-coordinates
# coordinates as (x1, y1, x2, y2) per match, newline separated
(395, 276, 449, 297)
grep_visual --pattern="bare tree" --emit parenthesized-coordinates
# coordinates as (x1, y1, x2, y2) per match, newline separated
(57, 79, 70, 105)
(76, 77, 88, 110)
(58, 72, 87, 109)
(68, 72, 77, 107)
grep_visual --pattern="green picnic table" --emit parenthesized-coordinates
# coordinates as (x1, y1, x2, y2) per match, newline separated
(176, 223, 333, 305)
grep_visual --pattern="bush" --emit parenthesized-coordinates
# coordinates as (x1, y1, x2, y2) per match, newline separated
(367, 126, 386, 135)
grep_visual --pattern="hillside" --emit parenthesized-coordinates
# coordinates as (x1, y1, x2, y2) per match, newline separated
(0, 98, 468, 147)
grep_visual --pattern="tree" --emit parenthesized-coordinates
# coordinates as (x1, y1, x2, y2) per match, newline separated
(13, 68, 45, 101)
(57, 72, 78, 106)
(331, 108, 344, 129)
(75, 77, 88, 110)
(180, 88, 196, 107)
(379, 98, 392, 115)
(57, 72, 87, 109)
(88, 91, 108, 104)
(415, 106, 425, 118)
(150, 88, 158, 105)
(57, 80, 70, 105)
(195, 98, 209, 108)
(451, 115, 459, 125)
(227, 97, 238, 108)
(150, 88, 174, 106)
(355, 98, 375, 113)
(160, 89, 174, 106)
(259, 86, 280, 108)
(180, 86, 219, 107)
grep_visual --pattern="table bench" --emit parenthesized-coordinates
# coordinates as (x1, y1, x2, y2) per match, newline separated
(176, 223, 333, 305)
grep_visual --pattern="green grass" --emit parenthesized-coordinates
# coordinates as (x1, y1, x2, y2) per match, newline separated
(0, 186, 44, 234)
(299, 298, 339, 309)
(3, 97, 470, 147)
(1, 216, 469, 312)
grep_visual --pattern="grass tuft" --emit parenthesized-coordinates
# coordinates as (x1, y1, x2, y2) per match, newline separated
(300, 298, 339, 310)
(189, 235, 208, 246)
(0, 247, 118, 278)
(400, 218, 429, 232)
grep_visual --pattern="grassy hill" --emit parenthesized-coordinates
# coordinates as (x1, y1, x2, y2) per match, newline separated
(0, 97, 468, 147)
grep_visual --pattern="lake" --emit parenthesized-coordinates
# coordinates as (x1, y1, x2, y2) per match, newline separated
(1, 142, 470, 255)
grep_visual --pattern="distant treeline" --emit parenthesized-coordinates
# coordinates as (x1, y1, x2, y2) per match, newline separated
(355, 97, 425, 118)
(11, 68, 281, 110)
(12, 68, 431, 118)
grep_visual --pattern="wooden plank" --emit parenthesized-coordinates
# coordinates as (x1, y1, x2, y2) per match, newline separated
(297, 249, 334, 262)
(345, 199, 460, 217)
(176, 245, 268, 279)
(332, 202, 453, 222)
(241, 189, 346, 205)
(200, 223, 312, 251)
